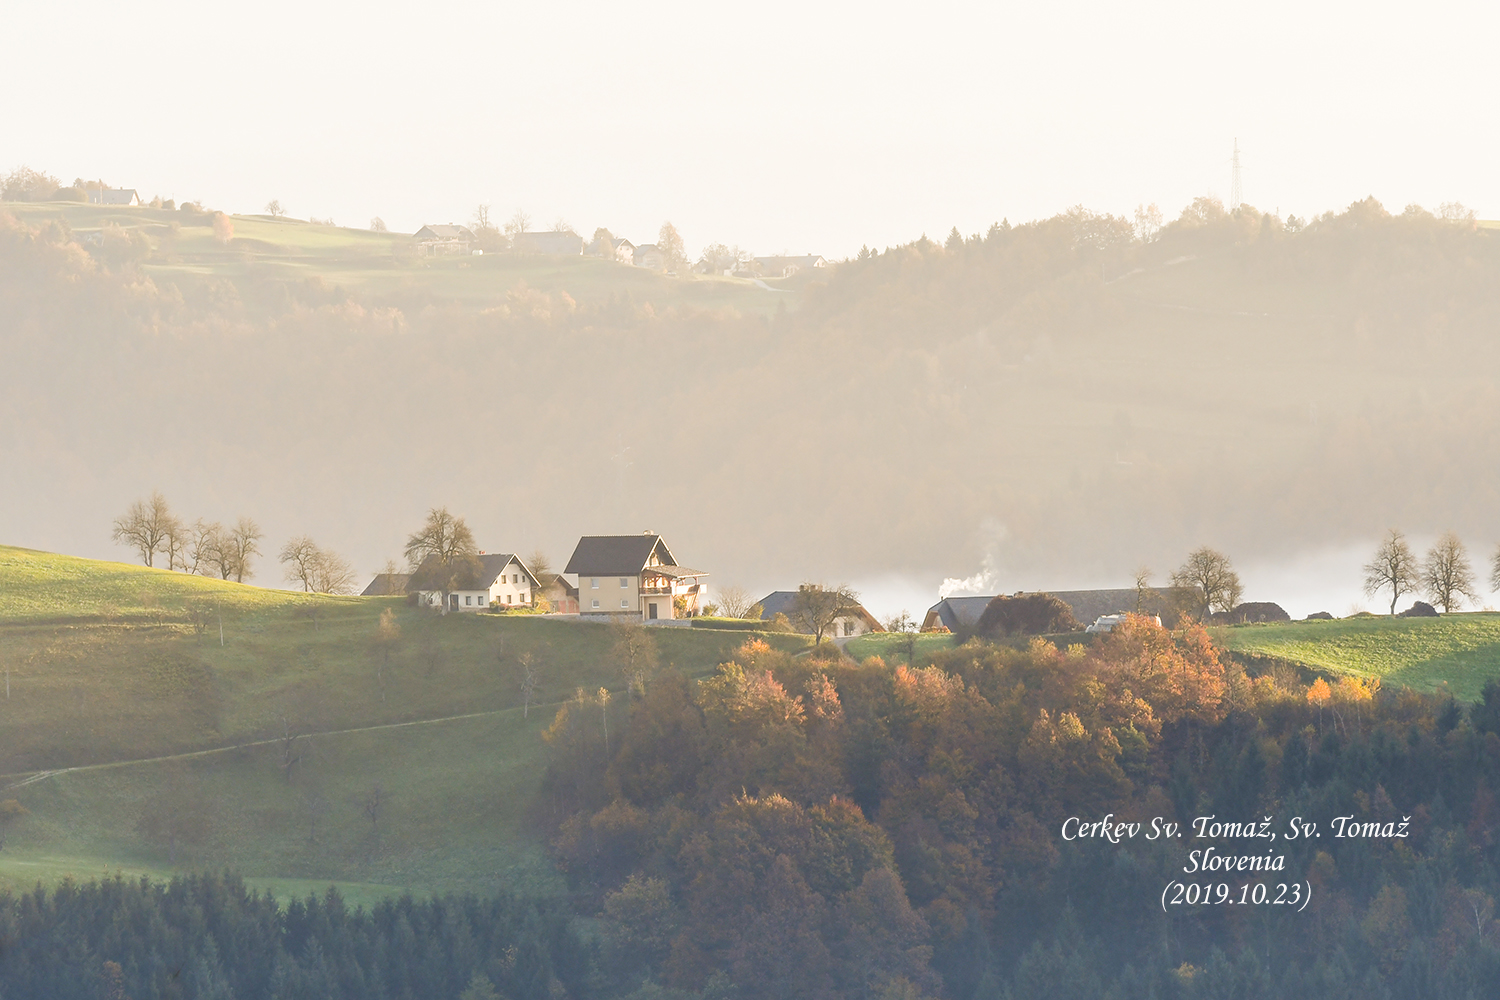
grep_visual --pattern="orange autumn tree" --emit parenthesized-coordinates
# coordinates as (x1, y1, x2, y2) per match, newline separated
(1090, 614, 1228, 727)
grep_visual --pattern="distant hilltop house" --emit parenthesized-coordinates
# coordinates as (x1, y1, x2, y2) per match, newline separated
(512, 231, 584, 256)
(564, 532, 707, 621)
(87, 188, 140, 206)
(755, 591, 884, 638)
(414, 224, 475, 256)
(753, 254, 827, 278)
(587, 236, 636, 263)
(924, 587, 1192, 633)
(633, 244, 666, 271)
(410, 552, 542, 611)
(360, 572, 411, 597)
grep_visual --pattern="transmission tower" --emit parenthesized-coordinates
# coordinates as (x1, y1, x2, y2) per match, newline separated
(1230, 139, 1243, 214)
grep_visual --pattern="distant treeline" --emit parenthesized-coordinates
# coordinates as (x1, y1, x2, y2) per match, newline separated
(539, 621, 1500, 1000)
(0, 873, 587, 1000)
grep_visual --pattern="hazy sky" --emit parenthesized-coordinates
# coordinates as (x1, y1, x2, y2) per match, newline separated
(5, 1, 1494, 257)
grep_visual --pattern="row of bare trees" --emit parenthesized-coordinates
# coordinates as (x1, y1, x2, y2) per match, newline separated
(111, 492, 263, 582)
(1363, 529, 1496, 614)
(111, 491, 354, 593)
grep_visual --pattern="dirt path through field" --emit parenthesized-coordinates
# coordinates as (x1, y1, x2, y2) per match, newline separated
(0, 700, 557, 792)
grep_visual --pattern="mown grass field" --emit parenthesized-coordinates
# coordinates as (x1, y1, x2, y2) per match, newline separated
(844, 631, 958, 664)
(1211, 613, 1500, 700)
(0, 545, 809, 897)
(0, 202, 799, 313)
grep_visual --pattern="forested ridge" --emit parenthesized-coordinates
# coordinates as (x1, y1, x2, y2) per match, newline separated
(4, 202, 1500, 588)
(8, 620, 1500, 998)
(537, 621, 1500, 999)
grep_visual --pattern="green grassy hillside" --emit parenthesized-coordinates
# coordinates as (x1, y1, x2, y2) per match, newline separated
(0, 202, 799, 313)
(1211, 613, 1500, 699)
(0, 546, 808, 897)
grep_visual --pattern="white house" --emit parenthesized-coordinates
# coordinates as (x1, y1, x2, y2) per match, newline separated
(752, 254, 827, 278)
(633, 244, 666, 270)
(413, 552, 542, 611)
(88, 188, 141, 206)
(414, 224, 475, 256)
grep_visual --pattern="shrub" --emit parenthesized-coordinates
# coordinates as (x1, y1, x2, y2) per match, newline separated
(1399, 601, 1439, 618)
(974, 593, 1079, 637)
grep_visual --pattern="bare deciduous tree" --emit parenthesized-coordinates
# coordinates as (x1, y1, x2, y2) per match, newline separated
(1364, 529, 1418, 616)
(184, 519, 222, 576)
(360, 783, 384, 836)
(265, 199, 286, 218)
(1423, 531, 1478, 613)
(525, 549, 552, 581)
(882, 610, 916, 633)
(111, 491, 177, 567)
(280, 536, 320, 591)
(281, 536, 358, 594)
(226, 517, 263, 583)
(715, 584, 756, 619)
(1134, 567, 1156, 614)
(788, 583, 861, 644)
(404, 508, 479, 610)
(370, 217, 388, 232)
(504, 210, 531, 237)
(1169, 548, 1242, 620)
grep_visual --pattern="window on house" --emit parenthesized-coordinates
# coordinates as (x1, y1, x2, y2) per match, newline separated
(620, 577, 628, 588)
(592, 599, 600, 609)
(621, 599, 629, 608)
(844, 620, 855, 636)
(591, 578, 599, 589)
(465, 596, 472, 605)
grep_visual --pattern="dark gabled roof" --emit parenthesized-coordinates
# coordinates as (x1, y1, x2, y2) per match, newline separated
(415, 224, 474, 240)
(922, 596, 995, 630)
(564, 534, 676, 575)
(756, 591, 800, 618)
(924, 588, 1192, 631)
(755, 591, 882, 633)
(409, 552, 539, 590)
(474, 553, 540, 589)
(1047, 588, 1190, 624)
(361, 572, 410, 596)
